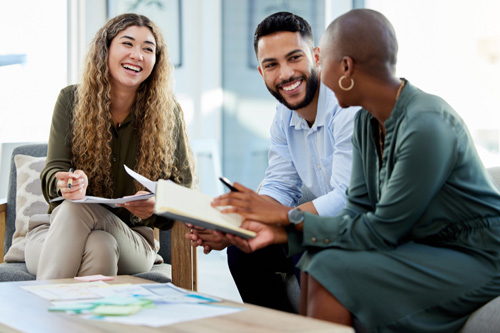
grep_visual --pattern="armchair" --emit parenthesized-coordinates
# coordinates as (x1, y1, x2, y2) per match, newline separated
(0, 144, 196, 290)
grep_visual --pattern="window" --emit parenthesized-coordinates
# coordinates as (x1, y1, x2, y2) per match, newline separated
(365, 0, 500, 166)
(0, 1, 67, 144)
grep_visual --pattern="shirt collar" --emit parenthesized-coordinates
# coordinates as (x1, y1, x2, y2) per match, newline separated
(289, 81, 327, 131)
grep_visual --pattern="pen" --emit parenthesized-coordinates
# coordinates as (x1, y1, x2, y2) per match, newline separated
(67, 168, 74, 189)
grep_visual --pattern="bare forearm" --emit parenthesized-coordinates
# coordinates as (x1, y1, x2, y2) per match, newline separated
(297, 201, 318, 215)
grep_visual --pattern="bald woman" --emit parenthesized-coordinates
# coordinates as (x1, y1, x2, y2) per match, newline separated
(224, 9, 500, 332)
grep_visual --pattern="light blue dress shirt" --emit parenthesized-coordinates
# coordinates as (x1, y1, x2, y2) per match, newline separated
(258, 82, 359, 216)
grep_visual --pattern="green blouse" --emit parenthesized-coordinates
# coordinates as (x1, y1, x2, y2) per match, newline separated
(41, 85, 193, 230)
(287, 80, 500, 253)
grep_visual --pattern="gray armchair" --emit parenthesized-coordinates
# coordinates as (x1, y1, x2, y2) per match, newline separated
(0, 144, 196, 290)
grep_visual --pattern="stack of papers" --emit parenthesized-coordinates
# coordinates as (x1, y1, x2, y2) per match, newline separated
(22, 282, 243, 327)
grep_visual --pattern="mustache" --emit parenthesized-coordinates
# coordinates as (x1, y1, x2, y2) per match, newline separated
(276, 76, 304, 89)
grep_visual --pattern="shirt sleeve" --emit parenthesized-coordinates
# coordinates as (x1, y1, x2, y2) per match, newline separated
(41, 87, 75, 208)
(258, 107, 302, 206)
(312, 108, 357, 216)
(291, 111, 458, 252)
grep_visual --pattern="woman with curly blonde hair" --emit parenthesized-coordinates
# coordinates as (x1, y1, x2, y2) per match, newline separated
(25, 13, 194, 279)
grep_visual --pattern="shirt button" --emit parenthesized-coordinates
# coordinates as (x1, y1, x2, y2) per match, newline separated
(324, 239, 330, 244)
(113, 158, 117, 162)
(311, 237, 317, 243)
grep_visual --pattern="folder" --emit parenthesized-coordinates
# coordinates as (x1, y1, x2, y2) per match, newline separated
(155, 179, 256, 239)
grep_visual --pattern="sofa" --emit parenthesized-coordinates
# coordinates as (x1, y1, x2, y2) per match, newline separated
(0, 144, 196, 290)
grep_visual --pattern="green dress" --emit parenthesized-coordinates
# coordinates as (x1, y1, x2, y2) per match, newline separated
(287, 80, 500, 332)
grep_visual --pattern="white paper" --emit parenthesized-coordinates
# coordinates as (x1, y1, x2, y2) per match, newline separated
(21, 281, 110, 301)
(49, 165, 157, 207)
(25, 282, 241, 327)
(86, 302, 242, 327)
(50, 193, 154, 207)
(124, 165, 157, 193)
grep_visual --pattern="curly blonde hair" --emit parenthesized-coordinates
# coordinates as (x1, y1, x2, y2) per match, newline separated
(71, 13, 194, 197)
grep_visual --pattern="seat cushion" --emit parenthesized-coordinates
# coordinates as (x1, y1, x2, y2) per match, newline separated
(0, 262, 36, 282)
(4, 155, 48, 262)
(132, 263, 172, 283)
(460, 295, 500, 332)
(0, 262, 171, 283)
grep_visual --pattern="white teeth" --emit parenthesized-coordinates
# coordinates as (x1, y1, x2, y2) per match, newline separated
(282, 81, 301, 91)
(123, 64, 141, 72)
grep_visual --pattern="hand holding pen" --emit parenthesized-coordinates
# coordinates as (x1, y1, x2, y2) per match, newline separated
(55, 168, 88, 200)
(67, 168, 74, 188)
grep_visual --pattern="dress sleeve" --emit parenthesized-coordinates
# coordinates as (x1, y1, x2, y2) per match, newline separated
(294, 112, 458, 251)
(258, 107, 302, 206)
(41, 87, 75, 209)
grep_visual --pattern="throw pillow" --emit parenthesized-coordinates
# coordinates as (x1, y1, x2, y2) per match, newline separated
(4, 155, 48, 262)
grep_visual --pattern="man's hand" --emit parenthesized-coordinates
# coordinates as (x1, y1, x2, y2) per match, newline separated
(211, 182, 290, 225)
(184, 224, 231, 254)
(226, 221, 288, 253)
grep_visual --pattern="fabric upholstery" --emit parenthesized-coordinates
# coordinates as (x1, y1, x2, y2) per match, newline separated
(4, 155, 48, 262)
(460, 295, 500, 332)
(457, 168, 500, 330)
(4, 144, 47, 256)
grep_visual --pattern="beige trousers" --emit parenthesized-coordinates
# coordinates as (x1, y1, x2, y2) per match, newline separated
(25, 201, 156, 280)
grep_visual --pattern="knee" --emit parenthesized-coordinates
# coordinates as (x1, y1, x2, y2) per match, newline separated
(50, 201, 92, 226)
(84, 231, 119, 264)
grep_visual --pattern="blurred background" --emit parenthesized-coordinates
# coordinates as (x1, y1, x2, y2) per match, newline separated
(2, 0, 500, 301)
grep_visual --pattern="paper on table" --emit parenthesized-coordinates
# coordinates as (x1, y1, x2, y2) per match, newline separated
(22, 281, 110, 301)
(49, 165, 157, 207)
(86, 302, 243, 327)
(38, 282, 242, 327)
(74, 275, 115, 282)
(92, 304, 143, 316)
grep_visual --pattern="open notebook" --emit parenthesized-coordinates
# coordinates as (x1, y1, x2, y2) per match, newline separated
(155, 180, 256, 239)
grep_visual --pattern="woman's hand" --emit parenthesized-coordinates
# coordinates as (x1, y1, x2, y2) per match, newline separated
(55, 169, 88, 200)
(226, 221, 288, 253)
(117, 190, 155, 220)
(211, 182, 291, 225)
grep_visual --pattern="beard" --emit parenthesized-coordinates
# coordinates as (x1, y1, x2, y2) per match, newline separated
(266, 67, 320, 110)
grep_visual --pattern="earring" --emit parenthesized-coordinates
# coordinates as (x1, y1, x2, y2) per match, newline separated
(338, 75, 354, 91)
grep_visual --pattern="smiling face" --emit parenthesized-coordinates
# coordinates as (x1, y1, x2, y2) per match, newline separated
(108, 25, 156, 92)
(257, 31, 319, 111)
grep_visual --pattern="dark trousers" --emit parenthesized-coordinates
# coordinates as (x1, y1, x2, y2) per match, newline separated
(227, 244, 301, 313)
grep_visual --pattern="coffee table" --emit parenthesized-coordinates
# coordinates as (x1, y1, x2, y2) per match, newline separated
(0, 275, 354, 332)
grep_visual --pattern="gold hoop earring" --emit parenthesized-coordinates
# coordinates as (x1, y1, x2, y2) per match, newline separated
(338, 75, 354, 91)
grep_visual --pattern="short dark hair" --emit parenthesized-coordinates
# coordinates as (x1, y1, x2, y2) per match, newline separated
(253, 11, 314, 56)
